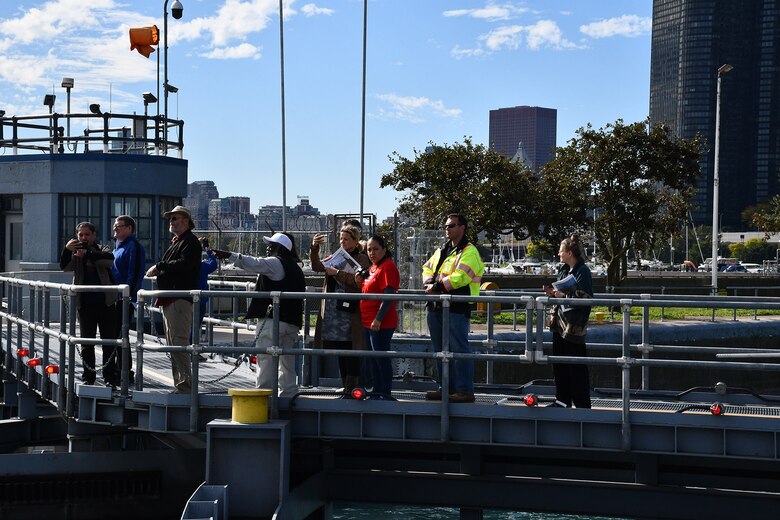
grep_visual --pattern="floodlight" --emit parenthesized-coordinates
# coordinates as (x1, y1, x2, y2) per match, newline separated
(164, 82, 178, 94)
(142, 92, 158, 104)
(43, 94, 56, 108)
(61, 77, 74, 89)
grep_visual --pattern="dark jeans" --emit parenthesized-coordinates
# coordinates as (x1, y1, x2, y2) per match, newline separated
(364, 328, 395, 398)
(78, 304, 119, 384)
(427, 310, 473, 394)
(551, 330, 591, 408)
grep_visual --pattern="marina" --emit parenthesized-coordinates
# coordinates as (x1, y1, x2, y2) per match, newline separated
(2, 275, 780, 519)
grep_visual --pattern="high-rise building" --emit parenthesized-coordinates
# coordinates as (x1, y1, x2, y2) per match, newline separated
(488, 106, 557, 170)
(185, 180, 219, 229)
(650, 0, 780, 229)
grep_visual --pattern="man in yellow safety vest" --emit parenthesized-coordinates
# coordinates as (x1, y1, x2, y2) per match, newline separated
(422, 213, 485, 403)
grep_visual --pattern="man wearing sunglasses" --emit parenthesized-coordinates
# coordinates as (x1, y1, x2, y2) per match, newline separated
(422, 213, 485, 403)
(146, 205, 201, 394)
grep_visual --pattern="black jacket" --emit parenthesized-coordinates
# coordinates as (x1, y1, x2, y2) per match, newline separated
(156, 229, 201, 300)
(246, 254, 306, 327)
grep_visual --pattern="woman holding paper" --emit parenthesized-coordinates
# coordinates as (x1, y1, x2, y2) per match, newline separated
(356, 235, 400, 400)
(310, 224, 370, 397)
(543, 234, 593, 408)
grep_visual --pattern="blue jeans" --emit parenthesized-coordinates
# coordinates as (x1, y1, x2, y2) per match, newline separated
(427, 310, 473, 394)
(364, 327, 395, 397)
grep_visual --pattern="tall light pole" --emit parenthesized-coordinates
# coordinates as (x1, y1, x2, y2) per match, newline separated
(711, 63, 733, 293)
(163, 0, 184, 155)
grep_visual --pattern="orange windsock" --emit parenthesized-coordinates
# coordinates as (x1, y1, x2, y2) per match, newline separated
(129, 26, 159, 58)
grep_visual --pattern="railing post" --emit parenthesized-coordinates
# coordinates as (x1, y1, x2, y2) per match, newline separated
(120, 291, 131, 397)
(269, 292, 282, 420)
(190, 293, 200, 433)
(524, 298, 535, 363)
(640, 294, 651, 390)
(66, 290, 78, 419)
(41, 287, 51, 401)
(57, 292, 67, 411)
(620, 299, 632, 452)
(136, 295, 146, 391)
(440, 296, 451, 442)
(485, 295, 494, 385)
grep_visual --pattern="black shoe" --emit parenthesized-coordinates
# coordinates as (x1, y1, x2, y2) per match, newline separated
(82, 375, 96, 385)
(425, 390, 443, 401)
(546, 400, 569, 408)
(449, 392, 475, 403)
(104, 380, 117, 390)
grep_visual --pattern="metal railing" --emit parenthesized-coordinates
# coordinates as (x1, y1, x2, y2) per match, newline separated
(0, 112, 183, 157)
(4, 274, 780, 447)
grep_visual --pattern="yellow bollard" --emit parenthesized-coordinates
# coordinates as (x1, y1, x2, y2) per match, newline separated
(228, 388, 273, 424)
(594, 311, 605, 324)
(476, 281, 500, 314)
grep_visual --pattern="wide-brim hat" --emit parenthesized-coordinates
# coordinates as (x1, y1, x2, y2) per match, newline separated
(163, 205, 195, 228)
(263, 232, 292, 252)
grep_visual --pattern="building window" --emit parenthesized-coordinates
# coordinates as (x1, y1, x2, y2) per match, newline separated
(110, 195, 154, 263)
(61, 195, 101, 244)
(9, 221, 22, 261)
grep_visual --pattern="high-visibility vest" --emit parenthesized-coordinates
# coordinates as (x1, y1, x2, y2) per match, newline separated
(422, 241, 484, 298)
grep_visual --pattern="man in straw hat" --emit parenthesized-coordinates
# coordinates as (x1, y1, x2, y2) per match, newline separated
(214, 232, 305, 396)
(146, 205, 201, 393)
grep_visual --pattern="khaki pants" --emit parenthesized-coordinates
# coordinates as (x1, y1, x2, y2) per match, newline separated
(255, 318, 300, 396)
(162, 299, 193, 391)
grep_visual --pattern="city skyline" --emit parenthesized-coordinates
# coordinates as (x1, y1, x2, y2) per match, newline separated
(0, 1, 653, 220)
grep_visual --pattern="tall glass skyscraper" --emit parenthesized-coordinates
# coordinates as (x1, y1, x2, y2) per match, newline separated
(650, 0, 780, 229)
(488, 106, 557, 171)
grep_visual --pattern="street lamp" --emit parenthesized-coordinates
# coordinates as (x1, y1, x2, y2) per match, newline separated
(142, 92, 157, 154)
(61, 77, 73, 142)
(711, 63, 733, 293)
(163, 0, 184, 155)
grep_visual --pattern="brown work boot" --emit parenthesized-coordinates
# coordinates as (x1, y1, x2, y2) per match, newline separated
(425, 390, 442, 400)
(449, 392, 475, 403)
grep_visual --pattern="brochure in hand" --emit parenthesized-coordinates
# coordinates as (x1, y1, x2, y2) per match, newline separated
(322, 247, 362, 274)
(552, 274, 577, 292)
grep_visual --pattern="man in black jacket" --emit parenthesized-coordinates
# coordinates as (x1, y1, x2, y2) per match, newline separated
(146, 206, 201, 393)
(213, 232, 305, 396)
(60, 222, 120, 387)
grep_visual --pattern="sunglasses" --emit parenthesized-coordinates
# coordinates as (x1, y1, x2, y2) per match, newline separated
(169, 215, 182, 222)
(444, 223, 461, 229)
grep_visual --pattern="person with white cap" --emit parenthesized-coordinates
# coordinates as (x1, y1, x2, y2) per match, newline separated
(145, 205, 202, 393)
(213, 232, 306, 396)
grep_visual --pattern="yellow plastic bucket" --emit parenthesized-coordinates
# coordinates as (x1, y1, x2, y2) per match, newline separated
(594, 311, 605, 324)
(228, 388, 273, 424)
(476, 282, 500, 313)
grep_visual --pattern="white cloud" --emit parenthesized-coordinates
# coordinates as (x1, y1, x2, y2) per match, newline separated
(481, 25, 523, 51)
(201, 43, 261, 59)
(466, 20, 576, 54)
(375, 93, 461, 123)
(525, 20, 576, 50)
(443, 4, 527, 21)
(301, 4, 334, 17)
(450, 45, 485, 59)
(580, 15, 651, 39)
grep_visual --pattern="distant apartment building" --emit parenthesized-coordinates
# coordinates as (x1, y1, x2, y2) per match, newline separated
(185, 180, 219, 229)
(209, 196, 254, 229)
(650, 0, 780, 229)
(488, 106, 557, 170)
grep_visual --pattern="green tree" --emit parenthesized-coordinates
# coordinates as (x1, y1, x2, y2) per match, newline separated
(526, 240, 554, 261)
(538, 119, 702, 286)
(752, 195, 780, 234)
(380, 137, 541, 243)
(728, 238, 776, 264)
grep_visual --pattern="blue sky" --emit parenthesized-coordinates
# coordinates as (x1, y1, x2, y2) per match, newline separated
(0, 0, 653, 220)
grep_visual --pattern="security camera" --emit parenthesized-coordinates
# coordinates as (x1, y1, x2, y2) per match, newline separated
(171, 0, 184, 19)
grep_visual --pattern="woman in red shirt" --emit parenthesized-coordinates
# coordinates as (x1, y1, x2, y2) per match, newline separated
(357, 235, 400, 400)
